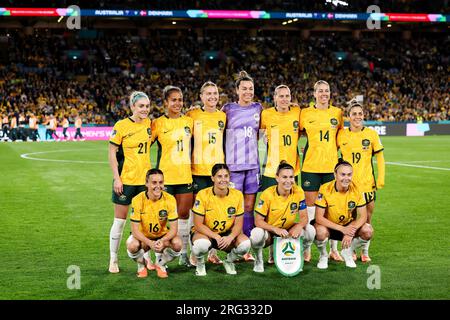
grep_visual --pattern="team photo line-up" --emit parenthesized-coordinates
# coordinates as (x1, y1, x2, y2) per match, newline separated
(108, 71, 385, 278)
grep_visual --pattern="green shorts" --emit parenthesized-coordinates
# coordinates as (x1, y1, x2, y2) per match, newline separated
(112, 184, 146, 205)
(261, 175, 299, 192)
(165, 183, 194, 196)
(301, 172, 334, 191)
(192, 175, 213, 194)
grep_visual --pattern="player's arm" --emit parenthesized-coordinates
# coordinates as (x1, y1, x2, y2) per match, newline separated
(349, 205, 368, 230)
(219, 214, 244, 249)
(289, 208, 308, 238)
(161, 219, 178, 242)
(131, 221, 156, 250)
(108, 143, 122, 195)
(375, 151, 385, 189)
(193, 213, 221, 241)
(255, 212, 289, 238)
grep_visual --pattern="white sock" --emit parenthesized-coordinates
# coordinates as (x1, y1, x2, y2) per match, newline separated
(255, 247, 263, 262)
(315, 238, 329, 257)
(227, 240, 251, 262)
(351, 237, 367, 252)
(178, 218, 189, 254)
(362, 239, 371, 255)
(158, 247, 181, 266)
(127, 249, 145, 271)
(330, 239, 339, 252)
(306, 206, 315, 223)
(303, 224, 316, 252)
(110, 218, 126, 262)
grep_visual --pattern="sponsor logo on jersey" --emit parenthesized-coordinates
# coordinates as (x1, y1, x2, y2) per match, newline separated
(159, 209, 168, 220)
(194, 199, 200, 208)
(348, 201, 356, 209)
(111, 129, 117, 137)
(317, 193, 323, 200)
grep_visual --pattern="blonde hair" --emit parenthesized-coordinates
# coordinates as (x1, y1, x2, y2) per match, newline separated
(200, 81, 218, 94)
(129, 91, 150, 107)
(313, 80, 330, 92)
(274, 84, 291, 97)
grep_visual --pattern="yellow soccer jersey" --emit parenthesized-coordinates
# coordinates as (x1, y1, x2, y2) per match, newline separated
(261, 107, 301, 178)
(192, 187, 244, 234)
(299, 106, 343, 173)
(315, 181, 366, 225)
(130, 191, 178, 239)
(109, 117, 152, 185)
(255, 185, 306, 230)
(152, 115, 193, 185)
(186, 108, 226, 176)
(337, 127, 384, 192)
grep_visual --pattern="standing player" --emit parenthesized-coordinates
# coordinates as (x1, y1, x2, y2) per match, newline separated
(250, 162, 315, 272)
(191, 164, 251, 276)
(151, 85, 194, 266)
(337, 102, 385, 262)
(61, 115, 70, 140)
(186, 81, 226, 265)
(313, 159, 373, 269)
(28, 113, 38, 141)
(299, 80, 344, 261)
(108, 91, 152, 273)
(126, 169, 181, 278)
(74, 114, 84, 141)
(222, 71, 263, 261)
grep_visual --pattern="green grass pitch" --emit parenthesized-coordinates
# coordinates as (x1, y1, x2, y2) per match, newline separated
(0, 136, 449, 300)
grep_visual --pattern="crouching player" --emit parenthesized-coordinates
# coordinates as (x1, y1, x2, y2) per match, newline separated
(191, 164, 251, 276)
(126, 169, 182, 278)
(249, 161, 316, 273)
(313, 159, 373, 269)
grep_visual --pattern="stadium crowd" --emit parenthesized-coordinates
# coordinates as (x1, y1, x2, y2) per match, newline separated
(0, 30, 448, 134)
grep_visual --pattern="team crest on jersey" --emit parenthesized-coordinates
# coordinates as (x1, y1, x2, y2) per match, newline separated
(293, 121, 299, 131)
(362, 139, 370, 150)
(184, 126, 191, 135)
(330, 118, 338, 128)
(290, 202, 298, 214)
(147, 128, 152, 137)
(159, 209, 168, 220)
(348, 201, 356, 209)
(227, 207, 236, 216)
(304, 180, 311, 187)
(111, 129, 117, 137)
(218, 120, 225, 130)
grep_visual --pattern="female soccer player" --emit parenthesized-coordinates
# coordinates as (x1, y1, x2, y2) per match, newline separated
(187, 81, 226, 265)
(108, 91, 152, 273)
(337, 102, 385, 262)
(126, 169, 182, 279)
(151, 85, 194, 266)
(191, 164, 251, 276)
(250, 161, 315, 272)
(313, 159, 373, 269)
(299, 80, 344, 261)
(222, 71, 262, 261)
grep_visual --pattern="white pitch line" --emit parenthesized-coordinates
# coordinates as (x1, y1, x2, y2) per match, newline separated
(386, 161, 450, 171)
(21, 149, 108, 164)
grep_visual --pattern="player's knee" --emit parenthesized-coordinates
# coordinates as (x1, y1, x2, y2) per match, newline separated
(250, 227, 267, 248)
(235, 239, 251, 255)
(303, 224, 316, 242)
(171, 236, 182, 252)
(360, 223, 373, 240)
(192, 238, 211, 257)
(126, 235, 140, 253)
(315, 226, 328, 241)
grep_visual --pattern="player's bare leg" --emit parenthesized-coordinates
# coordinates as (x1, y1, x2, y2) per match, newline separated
(361, 201, 375, 262)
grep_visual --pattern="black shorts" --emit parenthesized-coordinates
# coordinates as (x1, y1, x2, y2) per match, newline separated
(192, 175, 213, 194)
(111, 183, 146, 205)
(310, 219, 352, 241)
(165, 183, 194, 195)
(301, 172, 334, 192)
(190, 229, 232, 249)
